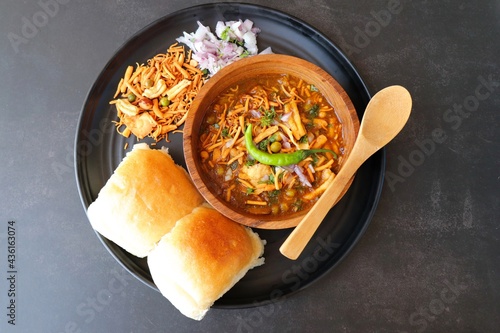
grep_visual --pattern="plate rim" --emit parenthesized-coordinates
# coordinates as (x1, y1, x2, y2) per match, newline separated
(74, 2, 384, 308)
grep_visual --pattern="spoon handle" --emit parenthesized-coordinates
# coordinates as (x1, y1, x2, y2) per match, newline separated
(279, 144, 370, 260)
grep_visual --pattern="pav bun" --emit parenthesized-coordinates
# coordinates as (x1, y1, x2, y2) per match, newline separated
(86, 143, 204, 257)
(148, 205, 265, 320)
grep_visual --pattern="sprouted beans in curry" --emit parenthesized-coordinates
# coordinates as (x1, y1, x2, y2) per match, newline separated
(199, 74, 345, 216)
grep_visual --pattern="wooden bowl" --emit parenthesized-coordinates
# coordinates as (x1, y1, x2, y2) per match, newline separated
(183, 54, 359, 229)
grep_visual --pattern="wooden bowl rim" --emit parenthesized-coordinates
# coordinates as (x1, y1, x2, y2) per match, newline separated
(183, 54, 359, 229)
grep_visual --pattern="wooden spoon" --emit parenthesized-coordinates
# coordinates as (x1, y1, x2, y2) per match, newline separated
(280, 85, 412, 260)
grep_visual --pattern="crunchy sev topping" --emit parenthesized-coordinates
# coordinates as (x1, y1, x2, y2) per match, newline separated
(199, 74, 343, 209)
(111, 43, 206, 142)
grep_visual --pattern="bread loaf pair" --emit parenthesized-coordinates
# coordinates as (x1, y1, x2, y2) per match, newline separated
(86, 143, 265, 320)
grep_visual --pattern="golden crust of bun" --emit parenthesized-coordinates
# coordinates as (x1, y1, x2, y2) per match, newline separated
(86, 143, 205, 258)
(147, 205, 265, 320)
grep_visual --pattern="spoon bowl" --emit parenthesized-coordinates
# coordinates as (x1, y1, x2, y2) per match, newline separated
(279, 85, 412, 260)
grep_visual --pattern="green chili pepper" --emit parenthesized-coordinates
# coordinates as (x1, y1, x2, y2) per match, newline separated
(244, 124, 337, 166)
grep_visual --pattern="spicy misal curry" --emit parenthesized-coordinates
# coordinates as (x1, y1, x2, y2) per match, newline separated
(198, 73, 346, 216)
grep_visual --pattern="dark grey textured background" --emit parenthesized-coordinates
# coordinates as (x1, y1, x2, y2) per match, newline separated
(0, 1, 499, 332)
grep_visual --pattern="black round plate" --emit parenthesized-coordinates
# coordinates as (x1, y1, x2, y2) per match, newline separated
(75, 2, 384, 308)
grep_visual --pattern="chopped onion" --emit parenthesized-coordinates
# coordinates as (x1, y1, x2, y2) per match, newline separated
(280, 112, 292, 122)
(250, 109, 261, 118)
(293, 165, 312, 187)
(259, 46, 274, 55)
(177, 20, 266, 77)
(225, 138, 236, 148)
